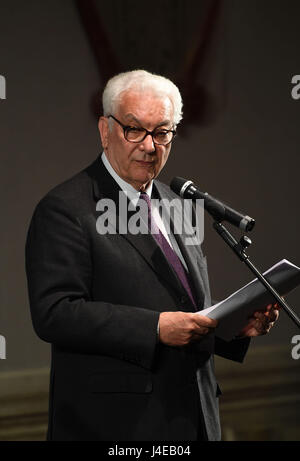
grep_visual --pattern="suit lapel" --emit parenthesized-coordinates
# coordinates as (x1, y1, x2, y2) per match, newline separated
(86, 156, 186, 299)
(153, 181, 206, 309)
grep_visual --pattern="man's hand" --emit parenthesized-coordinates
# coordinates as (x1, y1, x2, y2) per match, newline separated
(158, 311, 218, 346)
(238, 303, 280, 337)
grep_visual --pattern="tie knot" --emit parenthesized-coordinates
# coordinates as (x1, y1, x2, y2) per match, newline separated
(139, 192, 151, 208)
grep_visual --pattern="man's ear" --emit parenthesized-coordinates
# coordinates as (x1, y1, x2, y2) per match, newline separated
(98, 116, 109, 150)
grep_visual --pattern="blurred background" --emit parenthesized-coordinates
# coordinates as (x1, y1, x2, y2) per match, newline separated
(0, 0, 299, 441)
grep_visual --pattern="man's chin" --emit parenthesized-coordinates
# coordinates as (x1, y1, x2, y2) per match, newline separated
(133, 168, 156, 182)
(131, 173, 155, 190)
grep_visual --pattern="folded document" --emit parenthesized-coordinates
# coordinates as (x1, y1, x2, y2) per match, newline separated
(200, 259, 300, 341)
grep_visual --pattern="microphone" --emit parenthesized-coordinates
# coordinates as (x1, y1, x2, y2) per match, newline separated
(170, 177, 255, 232)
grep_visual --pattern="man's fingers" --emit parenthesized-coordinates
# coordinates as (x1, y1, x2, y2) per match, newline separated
(190, 332, 210, 342)
(274, 297, 285, 310)
(240, 302, 281, 338)
(189, 314, 217, 338)
(243, 315, 276, 336)
(268, 308, 280, 322)
(193, 314, 218, 329)
(158, 311, 218, 346)
(254, 308, 279, 324)
(253, 314, 271, 331)
(192, 326, 212, 336)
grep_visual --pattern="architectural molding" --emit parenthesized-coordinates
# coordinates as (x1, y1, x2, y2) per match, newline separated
(216, 344, 300, 440)
(0, 367, 49, 441)
(0, 344, 299, 440)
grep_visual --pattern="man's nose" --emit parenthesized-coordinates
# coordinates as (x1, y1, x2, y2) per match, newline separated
(140, 134, 155, 152)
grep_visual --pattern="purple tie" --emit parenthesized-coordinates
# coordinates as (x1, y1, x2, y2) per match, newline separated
(139, 192, 197, 309)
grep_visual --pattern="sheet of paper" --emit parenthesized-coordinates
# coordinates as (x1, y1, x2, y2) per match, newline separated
(199, 259, 300, 341)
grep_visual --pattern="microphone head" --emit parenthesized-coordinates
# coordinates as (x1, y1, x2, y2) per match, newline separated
(243, 216, 255, 232)
(170, 177, 192, 197)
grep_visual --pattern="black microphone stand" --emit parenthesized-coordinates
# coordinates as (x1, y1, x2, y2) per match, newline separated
(213, 221, 300, 329)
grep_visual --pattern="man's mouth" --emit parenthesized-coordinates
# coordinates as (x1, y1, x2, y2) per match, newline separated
(136, 160, 154, 167)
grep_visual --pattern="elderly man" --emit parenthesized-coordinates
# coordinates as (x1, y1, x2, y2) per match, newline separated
(25, 70, 279, 441)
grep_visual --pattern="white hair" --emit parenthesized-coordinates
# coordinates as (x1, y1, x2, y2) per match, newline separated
(102, 70, 183, 127)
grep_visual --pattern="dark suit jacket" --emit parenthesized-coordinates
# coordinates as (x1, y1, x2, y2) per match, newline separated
(25, 155, 249, 441)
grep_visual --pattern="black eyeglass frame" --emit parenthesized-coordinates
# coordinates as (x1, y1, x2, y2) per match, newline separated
(108, 115, 176, 146)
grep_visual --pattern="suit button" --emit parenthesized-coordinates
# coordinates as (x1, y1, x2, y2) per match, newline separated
(180, 295, 188, 304)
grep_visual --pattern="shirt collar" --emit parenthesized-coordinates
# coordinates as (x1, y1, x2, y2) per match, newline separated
(101, 152, 153, 205)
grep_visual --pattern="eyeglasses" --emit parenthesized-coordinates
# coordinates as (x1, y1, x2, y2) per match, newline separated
(109, 115, 176, 146)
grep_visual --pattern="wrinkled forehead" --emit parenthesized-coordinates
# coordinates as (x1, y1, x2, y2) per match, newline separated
(117, 89, 174, 125)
